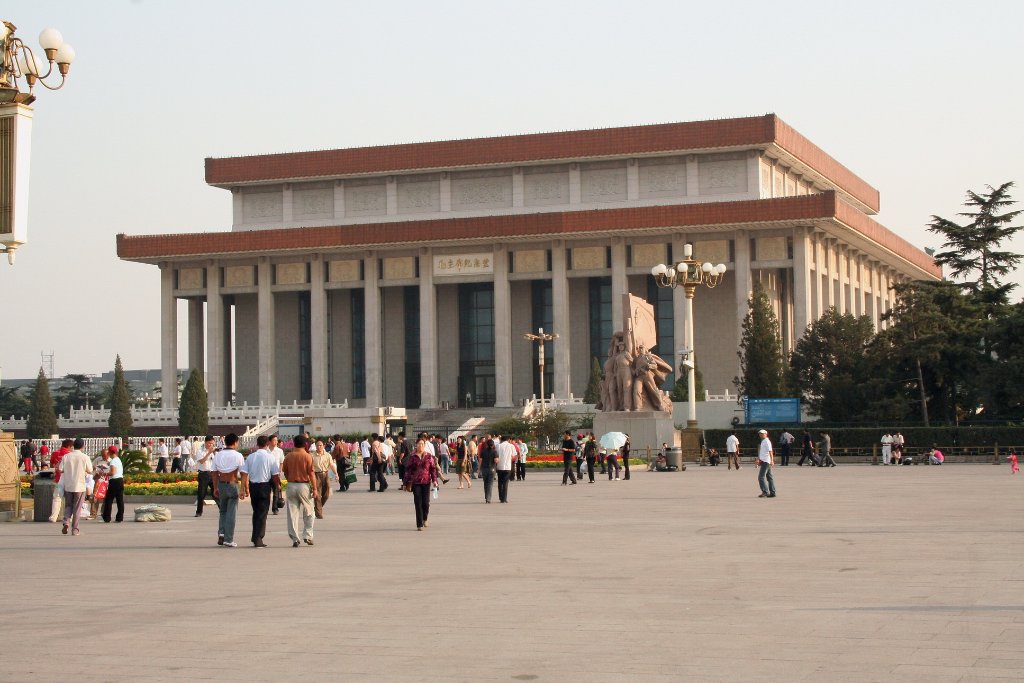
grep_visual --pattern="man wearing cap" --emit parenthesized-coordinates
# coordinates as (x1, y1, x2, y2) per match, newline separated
(102, 446, 125, 523)
(756, 429, 776, 498)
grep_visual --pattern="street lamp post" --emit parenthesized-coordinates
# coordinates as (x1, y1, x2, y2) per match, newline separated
(0, 20, 75, 264)
(523, 327, 558, 417)
(651, 244, 727, 429)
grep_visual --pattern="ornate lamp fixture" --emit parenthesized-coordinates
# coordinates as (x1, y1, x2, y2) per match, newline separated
(0, 21, 75, 105)
(523, 327, 559, 416)
(651, 244, 728, 429)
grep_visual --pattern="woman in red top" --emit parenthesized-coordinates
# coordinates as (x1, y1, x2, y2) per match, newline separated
(403, 438, 439, 531)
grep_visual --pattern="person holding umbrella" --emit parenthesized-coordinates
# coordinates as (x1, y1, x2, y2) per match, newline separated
(599, 432, 628, 480)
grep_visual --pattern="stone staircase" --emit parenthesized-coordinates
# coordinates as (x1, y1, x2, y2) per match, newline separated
(407, 407, 524, 435)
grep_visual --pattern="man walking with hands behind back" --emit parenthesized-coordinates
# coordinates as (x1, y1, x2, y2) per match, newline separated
(756, 429, 776, 498)
(211, 433, 245, 547)
(282, 435, 319, 547)
(59, 438, 93, 536)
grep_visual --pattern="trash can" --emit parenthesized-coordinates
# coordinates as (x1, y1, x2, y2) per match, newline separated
(665, 448, 682, 470)
(33, 470, 56, 522)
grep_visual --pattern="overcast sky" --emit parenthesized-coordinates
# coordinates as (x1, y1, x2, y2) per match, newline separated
(2, 0, 1022, 381)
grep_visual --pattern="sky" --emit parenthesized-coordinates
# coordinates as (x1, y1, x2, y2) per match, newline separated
(1, 0, 1022, 381)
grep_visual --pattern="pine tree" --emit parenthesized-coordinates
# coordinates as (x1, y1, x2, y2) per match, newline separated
(734, 283, 788, 399)
(790, 310, 876, 421)
(583, 357, 603, 404)
(108, 355, 134, 438)
(928, 182, 1022, 305)
(178, 368, 209, 436)
(26, 367, 59, 439)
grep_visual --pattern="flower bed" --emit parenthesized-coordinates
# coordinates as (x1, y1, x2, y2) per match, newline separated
(126, 473, 198, 484)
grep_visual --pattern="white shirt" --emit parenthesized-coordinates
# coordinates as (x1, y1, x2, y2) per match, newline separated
(726, 435, 739, 454)
(360, 440, 371, 459)
(758, 437, 773, 463)
(496, 441, 517, 471)
(425, 441, 436, 457)
(180, 441, 191, 457)
(172, 444, 183, 458)
(211, 448, 244, 475)
(271, 446, 285, 468)
(516, 442, 528, 461)
(109, 456, 124, 479)
(195, 447, 215, 472)
(155, 443, 168, 459)
(241, 448, 281, 484)
(59, 450, 94, 493)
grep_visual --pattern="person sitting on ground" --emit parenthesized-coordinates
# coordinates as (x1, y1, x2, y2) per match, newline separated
(928, 446, 944, 465)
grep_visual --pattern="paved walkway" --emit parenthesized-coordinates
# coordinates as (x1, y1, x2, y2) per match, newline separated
(3, 465, 1023, 682)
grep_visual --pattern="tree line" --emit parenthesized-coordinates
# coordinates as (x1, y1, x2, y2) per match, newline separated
(736, 182, 1022, 425)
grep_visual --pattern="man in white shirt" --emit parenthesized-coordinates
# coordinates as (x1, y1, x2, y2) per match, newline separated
(59, 438, 93, 536)
(756, 429, 776, 499)
(240, 435, 281, 548)
(102, 446, 125, 523)
(171, 437, 186, 473)
(269, 434, 286, 515)
(726, 431, 741, 470)
(195, 435, 216, 517)
(360, 436, 372, 474)
(881, 432, 893, 465)
(496, 437, 517, 504)
(211, 433, 245, 547)
(154, 438, 169, 473)
(515, 438, 528, 481)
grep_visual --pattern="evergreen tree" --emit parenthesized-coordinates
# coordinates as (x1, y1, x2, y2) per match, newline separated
(790, 310, 876, 421)
(734, 283, 788, 399)
(0, 386, 29, 418)
(178, 368, 209, 436)
(583, 357, 603, 404)
(928, 182, 1022, 305)
(671, 365, 705, 402)
(26, 367, 59, 439)
(108, 355, 134, 438)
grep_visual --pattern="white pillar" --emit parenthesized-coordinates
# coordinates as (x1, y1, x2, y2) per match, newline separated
(813, 234, 824, 318)
(419, 249, 438, 408)
(551, 241, 571, 399)
(791, 227, 812, 340)
(733, 230, 751, 346)
(310, 255, 328, 403)
(611, 238, 626, 333)
(257, 258, 275, 404)
(836, 245, 847, 315)
(160, 264, 178, 409)
(493, 244, 513, 407)
(187, 299, 204, 376)
(685, 289, 696, 428)
(868, 262, 880, 331)
(825, 239, 837, 310)
(206, 262, 224, 406)
(364, 253, 382, 407)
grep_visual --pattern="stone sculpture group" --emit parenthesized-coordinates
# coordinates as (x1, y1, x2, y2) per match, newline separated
(596, 294, 674, 414)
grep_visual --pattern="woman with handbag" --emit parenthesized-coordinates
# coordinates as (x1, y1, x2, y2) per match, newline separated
(403, 438, 439, 531)
(455, 436, 471, 489)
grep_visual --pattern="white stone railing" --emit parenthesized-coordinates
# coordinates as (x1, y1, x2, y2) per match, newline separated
(242, 415, 280, 438)
(521, 394, 586, 417)
(703, 390, 738, 402)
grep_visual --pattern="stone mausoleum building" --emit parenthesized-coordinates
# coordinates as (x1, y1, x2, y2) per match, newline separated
(117, 114, 940, 410)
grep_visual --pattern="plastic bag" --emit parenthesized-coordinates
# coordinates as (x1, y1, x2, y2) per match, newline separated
(431, 486, 438, 500)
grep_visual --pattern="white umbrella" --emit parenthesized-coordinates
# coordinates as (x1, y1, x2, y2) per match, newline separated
(600, 432, 628, 450)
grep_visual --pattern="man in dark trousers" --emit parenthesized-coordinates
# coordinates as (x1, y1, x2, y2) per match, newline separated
(396, 432, 413, 483)
(561, 431, 578, 485)
(478, 434, 497, 503)
(240, 435, 281, 548)
(583, 434, 597, 483)
(797, 429, 819, 466)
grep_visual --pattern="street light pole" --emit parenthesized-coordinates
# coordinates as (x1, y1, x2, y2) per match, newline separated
(523, 327, 558, 417)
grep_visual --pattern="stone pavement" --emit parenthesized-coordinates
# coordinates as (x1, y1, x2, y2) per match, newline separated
(3, 465, 1023, 682)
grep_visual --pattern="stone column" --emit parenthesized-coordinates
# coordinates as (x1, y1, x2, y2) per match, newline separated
(825, 239, 837, 310)
(733, 230, 751, 346)
(187, 299, 204, 376)
(867, 262, 880, 330)
(419, 249, 438, 408)
(206, 262, 224, 406)
(672, 236, 688, 362)
(791, 227, 812, 340)
(836, 245, 848, 315)
(257, 258, 275, 404)
(160, 264, 178, 409)
(813, 234, 824, 318)
(364, 253, 383, 407)
(310, 255, 328, 403)
(611, 238, 627, 332)
(551, 241, 571, 399)
(493, 244, 513, 407)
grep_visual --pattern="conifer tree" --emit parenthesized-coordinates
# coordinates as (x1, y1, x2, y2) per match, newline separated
(583, 357, 604, 404)
(671, 364, 705, 402)
(178, 368, 209, 436)
(734, 283, 788, 399)
(108, 355, 133, 438)
(27, 367, 59, 439)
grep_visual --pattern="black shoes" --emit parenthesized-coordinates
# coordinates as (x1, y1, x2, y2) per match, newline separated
(304, 539, 314, 546)
(292, 540, 300, 547)
(254, 541, 268, 548)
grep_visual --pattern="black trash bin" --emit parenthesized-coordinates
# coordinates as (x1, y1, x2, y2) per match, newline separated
(32, 470, 56, 522)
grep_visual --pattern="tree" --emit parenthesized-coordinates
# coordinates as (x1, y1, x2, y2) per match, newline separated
(54, 372, 94, 415)
(789, 310, 876, 422)
(178, 368, 209, 436)
(986, 301, 1024, 420)
(583, 357, 603, 404)
(0, 385, 30, 418)
(734, 283, 788, 398)
(26, 367, 59, 439)
(928, 182, 1022, 305)
(108, 355, 134, 438)
(670, 364, 705, 402)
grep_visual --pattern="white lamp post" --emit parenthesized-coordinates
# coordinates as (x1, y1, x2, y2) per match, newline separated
(523, 327, 558, 416)
(651, 243, 727, 428)
(1, 20, 75, 264)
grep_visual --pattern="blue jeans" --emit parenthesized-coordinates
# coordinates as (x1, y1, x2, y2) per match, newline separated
(758, 462, 776, 496)
(440, 456, 450, 475)
(217, 482, 239, 542)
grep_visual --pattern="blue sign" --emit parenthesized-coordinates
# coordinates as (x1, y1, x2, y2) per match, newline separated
(745, 398, 801, 424)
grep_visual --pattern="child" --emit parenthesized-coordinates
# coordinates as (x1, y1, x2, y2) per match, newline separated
(1009, 453, 1019, 474)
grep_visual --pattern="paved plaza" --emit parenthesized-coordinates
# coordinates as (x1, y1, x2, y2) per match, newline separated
(3, 465, 1023, 682)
